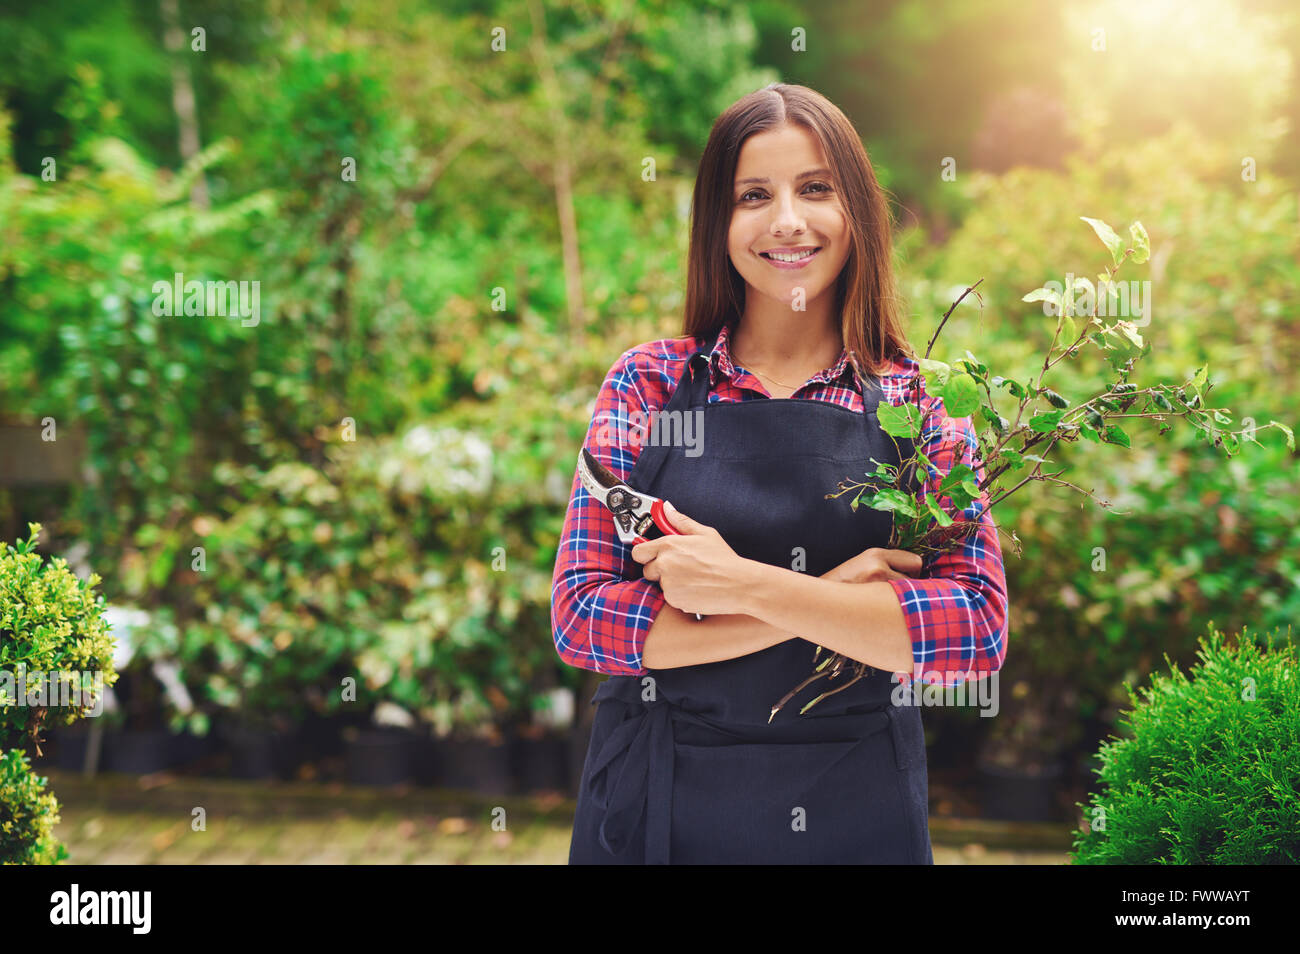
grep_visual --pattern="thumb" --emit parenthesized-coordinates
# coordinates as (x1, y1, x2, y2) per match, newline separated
(663, 500, 705, 533)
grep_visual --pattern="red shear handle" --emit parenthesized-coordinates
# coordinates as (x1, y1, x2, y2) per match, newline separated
(631, 498, 683, 544)
(650, 498, 683, 536)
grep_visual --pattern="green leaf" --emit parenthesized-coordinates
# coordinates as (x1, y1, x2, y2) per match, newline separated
(1061, 314, 1077, 346)
(1081, 216, 1124, 267)
(992, 376, 1028, 399)
(1129, 221, 1150, 264)
(997, 447, 1025, 468)
(918, 358, 951, 391)
(980, 404, 1008, 434)
(1030, 409, 1065, 432)
(937, 463, 977, 495)
(961, 350, 988, 378)
(868, 488, 918, 518)
(876, 402, 923, 439)
(1103, 423, 1130, 447)
(1269, 420, 1295, 451)
(942, 371, 981, 417)
(924, 492, 955, 527)
(1078, 421, 1103, 444)
(1115, 322, 1145, 351)
(1022, 286, 1063, 316)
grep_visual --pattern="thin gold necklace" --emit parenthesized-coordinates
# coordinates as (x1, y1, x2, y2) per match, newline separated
(731, 348, 805, 390)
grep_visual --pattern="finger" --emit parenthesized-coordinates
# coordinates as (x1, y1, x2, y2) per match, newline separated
(662, 500, 709, 534)
(885, 549, 925, 574)
(631, 540, 664, 564)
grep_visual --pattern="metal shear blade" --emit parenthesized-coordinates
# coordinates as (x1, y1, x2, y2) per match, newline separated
(577, 448, 670, 545)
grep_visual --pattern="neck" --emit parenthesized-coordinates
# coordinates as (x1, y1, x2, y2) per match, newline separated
(729, 311, 842, 376)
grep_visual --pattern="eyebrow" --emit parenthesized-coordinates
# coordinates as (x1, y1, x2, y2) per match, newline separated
(734, 168, 832, 187)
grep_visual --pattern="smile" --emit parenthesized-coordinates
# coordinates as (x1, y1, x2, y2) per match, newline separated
(759, 247, 821, 268)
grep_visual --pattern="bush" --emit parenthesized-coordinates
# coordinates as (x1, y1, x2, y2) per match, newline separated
(0, 523, 117, 748)
(0, 750, 65, 865)
(0, 523, 117, 864)
(1071, 623, 1300, 864)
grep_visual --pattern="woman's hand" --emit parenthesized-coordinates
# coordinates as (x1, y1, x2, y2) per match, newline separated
(631, 501, 751, 617)
(820, 547, 924, 584)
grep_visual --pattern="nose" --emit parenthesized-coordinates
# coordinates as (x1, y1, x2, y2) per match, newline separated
(769, 186, 806, 236)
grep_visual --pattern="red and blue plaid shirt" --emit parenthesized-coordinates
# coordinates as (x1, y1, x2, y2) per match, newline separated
(551, 321, 1009, 687)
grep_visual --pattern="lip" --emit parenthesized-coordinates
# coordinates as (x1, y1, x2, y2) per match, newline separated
(759, 246, 822, 269)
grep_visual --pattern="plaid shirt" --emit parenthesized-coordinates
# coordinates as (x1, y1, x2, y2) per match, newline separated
(550, 322, 1009, 687)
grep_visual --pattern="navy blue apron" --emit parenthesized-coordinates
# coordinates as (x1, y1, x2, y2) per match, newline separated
(568, 332, 933, 864)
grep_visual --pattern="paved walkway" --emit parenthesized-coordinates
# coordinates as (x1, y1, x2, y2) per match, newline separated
(43, 770, 1075, 865)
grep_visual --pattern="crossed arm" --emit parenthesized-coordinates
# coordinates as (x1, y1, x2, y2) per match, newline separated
(640, 552, 916, 672)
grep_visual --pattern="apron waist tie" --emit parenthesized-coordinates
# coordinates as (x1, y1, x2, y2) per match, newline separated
(587, 679, 902, 865)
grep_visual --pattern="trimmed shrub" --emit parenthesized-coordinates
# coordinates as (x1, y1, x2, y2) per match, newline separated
(0, 523, 117, 864)
(1072, 623, 1300, 864)
(0, 750, 65, 865)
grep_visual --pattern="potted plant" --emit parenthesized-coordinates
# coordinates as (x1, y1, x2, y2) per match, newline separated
(510, 686, 575, 795)
(342, 702, 418, 787)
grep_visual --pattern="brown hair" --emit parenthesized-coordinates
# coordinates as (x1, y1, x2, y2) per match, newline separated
(682, 83, 913, 378)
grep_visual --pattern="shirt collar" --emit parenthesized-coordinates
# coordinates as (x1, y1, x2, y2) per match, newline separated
(703, 321, 864, 393)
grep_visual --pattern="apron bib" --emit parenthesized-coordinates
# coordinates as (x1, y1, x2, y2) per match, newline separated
(569, 333, 933, 864)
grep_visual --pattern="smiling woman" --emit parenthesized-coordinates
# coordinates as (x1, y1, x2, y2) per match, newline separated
(552, 82, 1007, 865)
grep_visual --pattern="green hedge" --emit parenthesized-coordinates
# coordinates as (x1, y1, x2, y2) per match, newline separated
(1072, 623, 1300, 864)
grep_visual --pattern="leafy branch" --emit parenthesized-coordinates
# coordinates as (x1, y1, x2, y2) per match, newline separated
(770, 216, 1295, 721)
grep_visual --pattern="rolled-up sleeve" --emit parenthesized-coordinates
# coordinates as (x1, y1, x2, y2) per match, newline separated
(550, 349, 666, 675)
(886, 389, 1009, 687)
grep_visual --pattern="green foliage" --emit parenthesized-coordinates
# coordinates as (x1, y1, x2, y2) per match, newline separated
(0, 523, 114, 866)
(0, 524, 118, 750)
(0, 750, 66, 865)
(1072, 624, 1300, 864)
(886, 125, 1300, 763)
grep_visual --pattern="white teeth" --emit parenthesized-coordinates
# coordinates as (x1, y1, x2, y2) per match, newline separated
(765, 248, 818, 263)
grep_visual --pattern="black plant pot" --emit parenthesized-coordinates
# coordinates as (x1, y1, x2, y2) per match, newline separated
(976, 757, 1066, 822)
(45, 724, 92, 771)
(298, 711, 347, 762)
(343, 727, 415, 787)
(219, 722, 301, 780)
(433, 736, 513, 795)
(102, 728, 181, 774)
(170, 730, 216, 769)
(510, 733, 570, 794)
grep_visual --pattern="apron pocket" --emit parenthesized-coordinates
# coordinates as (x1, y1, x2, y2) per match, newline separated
(670, 730, 914, 864)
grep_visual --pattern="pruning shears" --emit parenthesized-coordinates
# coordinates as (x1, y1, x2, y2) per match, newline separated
(576, 447, 703, 621)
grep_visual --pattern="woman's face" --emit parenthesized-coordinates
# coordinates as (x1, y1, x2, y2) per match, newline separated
(727, 123, 851, 311)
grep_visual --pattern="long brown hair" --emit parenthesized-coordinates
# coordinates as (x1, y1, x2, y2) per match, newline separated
(682, 83, 913, 378)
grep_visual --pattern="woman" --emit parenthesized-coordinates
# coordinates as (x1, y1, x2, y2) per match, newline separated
(551, 83, 1009, 864)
